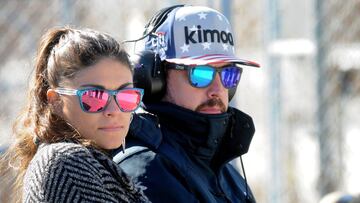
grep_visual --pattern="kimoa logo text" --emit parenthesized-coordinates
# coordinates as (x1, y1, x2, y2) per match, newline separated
(184, 25, 234, 45)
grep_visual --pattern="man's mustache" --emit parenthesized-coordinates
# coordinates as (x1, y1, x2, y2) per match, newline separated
(195, 98, 226, 113)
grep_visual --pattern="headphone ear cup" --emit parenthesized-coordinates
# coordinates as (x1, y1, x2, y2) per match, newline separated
(132, 50, 166, 103)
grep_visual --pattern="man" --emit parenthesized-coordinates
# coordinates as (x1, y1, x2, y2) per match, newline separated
(113, 5, 260, 203)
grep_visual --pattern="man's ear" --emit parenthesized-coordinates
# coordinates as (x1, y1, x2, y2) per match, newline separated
(47, 89, 59, 104)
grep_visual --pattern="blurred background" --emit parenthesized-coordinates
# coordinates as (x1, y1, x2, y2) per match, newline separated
(0, 0, 359, 202)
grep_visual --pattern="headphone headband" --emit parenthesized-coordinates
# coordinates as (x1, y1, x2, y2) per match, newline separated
(132, 5, 237, 104)
(144, 5, 185, 35)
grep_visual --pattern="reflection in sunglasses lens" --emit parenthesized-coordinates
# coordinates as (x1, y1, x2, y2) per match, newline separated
(190, 66, 214, 87)
(221, 67, 241, 88)
(116, 89, 141, 112)
(81, 90, 109, 112)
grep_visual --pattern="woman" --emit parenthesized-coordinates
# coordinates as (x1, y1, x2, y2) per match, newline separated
(0, 27, 149, 202)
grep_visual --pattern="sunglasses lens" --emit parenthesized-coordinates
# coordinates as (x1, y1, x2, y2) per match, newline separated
(221, 66, 242, 88)
(81, 89, 109, 112)
(189, 66, 214, 88)
(116, 89, 142, 112)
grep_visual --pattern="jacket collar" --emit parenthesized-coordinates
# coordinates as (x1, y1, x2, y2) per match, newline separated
(129, 102, 255, 169)
(146, 102, 228, 157)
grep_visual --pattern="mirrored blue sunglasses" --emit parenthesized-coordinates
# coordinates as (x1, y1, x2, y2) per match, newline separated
(167, 63, 243, 89)
(54, 87, 144, 113)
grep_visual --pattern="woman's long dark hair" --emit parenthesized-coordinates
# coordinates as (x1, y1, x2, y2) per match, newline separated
(0, 27, 134, 202)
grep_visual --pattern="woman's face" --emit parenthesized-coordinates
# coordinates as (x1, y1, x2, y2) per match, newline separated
(58, 58, 133, 149)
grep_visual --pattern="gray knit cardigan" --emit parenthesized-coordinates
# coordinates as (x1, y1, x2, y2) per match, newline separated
(23, 142, 149, 203)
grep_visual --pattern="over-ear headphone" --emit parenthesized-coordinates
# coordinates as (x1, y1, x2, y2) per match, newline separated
(131, 5, 185, 103)
(132, 50, 166, 103)
(131, 4, 238, 103)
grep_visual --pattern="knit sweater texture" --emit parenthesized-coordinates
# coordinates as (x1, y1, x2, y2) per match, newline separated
(23, 142, 149, 203)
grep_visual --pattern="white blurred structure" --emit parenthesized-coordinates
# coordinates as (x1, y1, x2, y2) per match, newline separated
(0, 0, 359, 202)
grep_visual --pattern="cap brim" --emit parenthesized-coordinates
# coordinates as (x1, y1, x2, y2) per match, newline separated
(165, 54, 260, 67)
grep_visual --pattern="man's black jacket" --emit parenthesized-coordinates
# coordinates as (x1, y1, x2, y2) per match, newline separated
(112, 102, 256, 203)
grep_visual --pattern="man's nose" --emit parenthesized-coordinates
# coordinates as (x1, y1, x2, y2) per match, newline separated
(207, 73, 224, 98)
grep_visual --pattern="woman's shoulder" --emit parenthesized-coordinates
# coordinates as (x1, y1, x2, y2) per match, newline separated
(25, 142, 100, 183)
(39, 141, 89, 154)
(24, 142, 149, 203)
(23, 142, 103, 201)
(44, 141, 90, 155)
(33, 142, 93, 166)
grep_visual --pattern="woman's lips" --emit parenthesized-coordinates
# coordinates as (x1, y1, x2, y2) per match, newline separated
(98, 125, 124, 132)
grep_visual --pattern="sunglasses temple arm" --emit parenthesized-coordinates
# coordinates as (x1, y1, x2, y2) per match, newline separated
(54, 88, 77, 95)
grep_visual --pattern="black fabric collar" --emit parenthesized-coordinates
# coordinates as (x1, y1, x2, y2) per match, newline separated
(143, 102, 255, 169)
(147, 102, 228, 160)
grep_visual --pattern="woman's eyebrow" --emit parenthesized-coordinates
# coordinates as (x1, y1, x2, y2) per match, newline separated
(116, 82, 133, 90)
(79, 84, 105, 89)
(79, 82, 133, 90)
